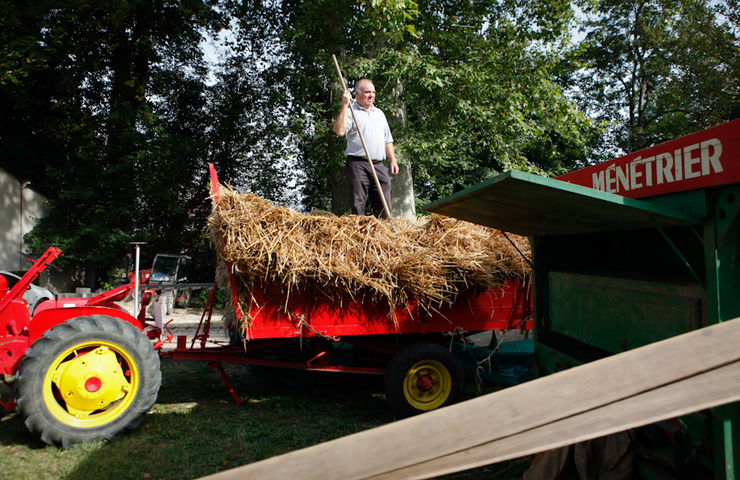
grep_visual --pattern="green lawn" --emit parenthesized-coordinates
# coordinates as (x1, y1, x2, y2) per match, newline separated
(0, 358, 529, 480)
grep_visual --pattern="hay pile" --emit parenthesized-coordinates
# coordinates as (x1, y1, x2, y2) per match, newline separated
(209, 186, 531, 329)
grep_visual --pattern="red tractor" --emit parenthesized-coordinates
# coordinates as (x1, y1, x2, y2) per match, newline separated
(0, 248, 160, 447)
(0, 166, 533, 448)
(1, 245, 532, 449)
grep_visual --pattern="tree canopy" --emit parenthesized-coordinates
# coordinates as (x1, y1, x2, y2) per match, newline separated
(567, 0, 739, 159)
(0, 0, 737, 285)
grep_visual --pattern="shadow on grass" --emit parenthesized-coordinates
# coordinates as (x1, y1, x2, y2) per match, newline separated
(67, 358, 391, 480)
(1, 358, 529, 480)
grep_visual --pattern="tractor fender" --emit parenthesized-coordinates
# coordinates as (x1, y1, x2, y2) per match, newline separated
(28, 305, 143, 344)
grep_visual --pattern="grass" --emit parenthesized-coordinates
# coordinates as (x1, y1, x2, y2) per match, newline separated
(0, 358, 530, 480)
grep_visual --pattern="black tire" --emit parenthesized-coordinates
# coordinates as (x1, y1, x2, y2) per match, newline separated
(16, 315, 161, 447)
(175, 289, 191, 308)
(385, 342, 465, 418)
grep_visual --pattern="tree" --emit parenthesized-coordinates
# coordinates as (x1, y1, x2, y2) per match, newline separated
(268, 0, 599, 211)
(1, 0, 222, 284)
(570, 0, 739, 158)
(0, 0, 600, 285)
(204, 0, 303, 208)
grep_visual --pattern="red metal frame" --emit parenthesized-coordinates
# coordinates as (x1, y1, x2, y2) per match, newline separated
(163, 276, 532, 369)
(208, 163, 244, 326)
(0, 248, 145, 380)
(0, 247, 61, 376)
(0, 247, 60, 317)
(171, 165, 534, 402)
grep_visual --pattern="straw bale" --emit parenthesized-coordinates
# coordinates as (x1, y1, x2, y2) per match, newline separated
(209, 186, 531, 330)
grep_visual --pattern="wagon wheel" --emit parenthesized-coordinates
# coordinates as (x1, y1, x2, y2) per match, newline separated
(385, 342, 465, 418)
(15, 315, 161, 447)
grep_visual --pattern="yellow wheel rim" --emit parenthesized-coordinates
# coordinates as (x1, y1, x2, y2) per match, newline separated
(42, 340, 140, 428)
(402, 359, 452, 411)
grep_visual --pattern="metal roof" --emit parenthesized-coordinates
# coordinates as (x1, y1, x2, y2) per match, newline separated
(424, 170, 702, 236)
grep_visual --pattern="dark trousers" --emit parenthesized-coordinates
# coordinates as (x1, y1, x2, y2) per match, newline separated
(345, 157, 392, 219)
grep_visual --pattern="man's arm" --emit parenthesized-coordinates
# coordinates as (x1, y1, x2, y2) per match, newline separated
(386, 142, 399, 176)
(333, 90, 352, 136)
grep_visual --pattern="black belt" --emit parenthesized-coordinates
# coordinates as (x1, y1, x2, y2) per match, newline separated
(347, 155, 384, 164)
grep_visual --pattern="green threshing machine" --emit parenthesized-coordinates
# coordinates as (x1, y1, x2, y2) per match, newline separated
(428, 118, 740, 477)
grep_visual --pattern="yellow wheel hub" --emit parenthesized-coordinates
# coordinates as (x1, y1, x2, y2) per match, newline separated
(402, 359, 452, 411)
(43, 341, 139, 428)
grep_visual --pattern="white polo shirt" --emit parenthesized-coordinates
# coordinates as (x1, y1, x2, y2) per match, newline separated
(344, 102, 393, 161)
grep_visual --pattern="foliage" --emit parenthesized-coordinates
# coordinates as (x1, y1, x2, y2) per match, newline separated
(266, 0, 600, 210)
(1, 0, 222, 282)
(568, 0, 739, 158)
(1, 0, 737, 284)
(196, 286, 227, 309)
(203, 0, 304, 207)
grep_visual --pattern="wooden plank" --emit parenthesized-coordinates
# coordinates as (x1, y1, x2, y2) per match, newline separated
(199, 318, 740, 480)
(368, 361, 740, 479)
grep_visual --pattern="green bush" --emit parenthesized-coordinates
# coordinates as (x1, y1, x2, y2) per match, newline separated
(196, 288, 228, 309)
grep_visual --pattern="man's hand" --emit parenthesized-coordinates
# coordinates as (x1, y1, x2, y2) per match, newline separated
(334, 90, 352, 136)
(341, 89, 352, 108)
(386, 143, 400, 176)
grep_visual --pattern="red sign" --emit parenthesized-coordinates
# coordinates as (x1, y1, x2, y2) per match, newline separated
(557, 119, 740, 198)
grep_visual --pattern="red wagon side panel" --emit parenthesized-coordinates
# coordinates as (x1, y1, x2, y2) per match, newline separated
(241, 278, 532, 340)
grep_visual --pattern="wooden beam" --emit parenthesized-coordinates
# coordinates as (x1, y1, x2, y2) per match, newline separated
(200, 318, 740, 480)
(369, 361, 740, 479)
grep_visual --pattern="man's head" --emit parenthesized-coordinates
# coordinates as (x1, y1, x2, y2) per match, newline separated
(355, 79, 375, 110)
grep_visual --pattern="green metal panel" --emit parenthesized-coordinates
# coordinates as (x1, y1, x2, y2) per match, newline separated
(533, 341, 582, 376)
(425, 170, 701, 236)
(548, 272, 704, 354)
(427, 169, 740, 478)
(714, 186, 740, 323)
(646, 189, 709, 219)
(706, 186, 740, 479)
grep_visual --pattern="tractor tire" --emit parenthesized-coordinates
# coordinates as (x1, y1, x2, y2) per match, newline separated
(385, 342, 465, 418)
(15, 315, 161, 447)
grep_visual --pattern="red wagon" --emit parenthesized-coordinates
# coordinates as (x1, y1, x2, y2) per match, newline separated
(163, 165, 533, 418)
(0, 165, 533, 447)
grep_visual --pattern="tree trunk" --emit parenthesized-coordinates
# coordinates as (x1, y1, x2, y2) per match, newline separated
(391, 157, 416, 218)
(390, 77, 415, 217)
(331, 166, 350, 214)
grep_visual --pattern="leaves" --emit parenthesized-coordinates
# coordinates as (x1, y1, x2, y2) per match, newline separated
(1, 0, 736, 286)
(2, 0, 221, 282)
(568, 0, 739, 157)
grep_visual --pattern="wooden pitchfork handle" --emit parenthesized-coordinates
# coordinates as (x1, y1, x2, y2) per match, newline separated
(332, 54, 394, 223)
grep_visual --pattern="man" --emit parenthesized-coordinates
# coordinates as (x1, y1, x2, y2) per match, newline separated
(333, 78, 399, 218)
